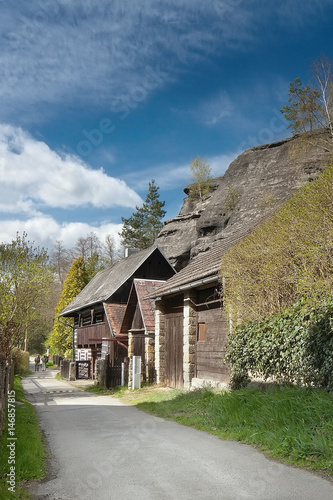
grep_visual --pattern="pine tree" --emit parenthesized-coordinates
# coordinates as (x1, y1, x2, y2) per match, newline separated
(48, 257, 87, 357)
(280, 77, 324, 134)
(119, 180, 166, 250)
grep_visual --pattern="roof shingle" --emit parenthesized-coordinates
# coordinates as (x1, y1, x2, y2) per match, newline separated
(60, 246, 174, 316)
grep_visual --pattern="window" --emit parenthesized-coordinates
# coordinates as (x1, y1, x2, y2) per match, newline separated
(197, 322, 206, 342)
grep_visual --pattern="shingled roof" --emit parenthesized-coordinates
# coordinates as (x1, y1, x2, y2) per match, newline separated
(119, 279, 165, 334)
(133, 279, 164, 331)
(150, 223, 266, 297)
(103, 303, 126, 336)
(60, 246, 174, 316)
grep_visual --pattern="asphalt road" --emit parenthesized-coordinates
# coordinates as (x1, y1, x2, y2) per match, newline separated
(22, 364, 333, 500)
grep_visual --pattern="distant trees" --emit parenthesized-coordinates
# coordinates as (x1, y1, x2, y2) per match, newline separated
(48, 257, 88, 357)
(188, 157, 212, 201)
(50, 232, 120, 284)
(119, 180, 166, 250)
(0, 233, 53, 359)
(281, 55, 333, 145)
(50, 240, 72, 286)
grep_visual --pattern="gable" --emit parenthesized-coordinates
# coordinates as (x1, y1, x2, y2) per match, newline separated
(60, 246, 175, 317)
(120, 279, 165, 333)
(103, 303, 126, 336)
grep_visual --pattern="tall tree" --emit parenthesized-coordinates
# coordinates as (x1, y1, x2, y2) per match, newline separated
(48, 257, 88, 357)
(281, 56, 333, 143)
(119, 180, 166, 250)
(189, 157, 212, 200)
(73, 232, 102, 261)
(102, 234, 119, 267)
(280, 77, 323, 134)
(50, 240, 72, 286)
(0, 233, 53, 359)
(312, 55, 333, 140)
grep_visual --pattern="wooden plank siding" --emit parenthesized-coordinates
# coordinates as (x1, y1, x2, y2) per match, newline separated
(196, 305, 229, 382)
(165, 313, 184, 388)
(76, 323, 107, 347)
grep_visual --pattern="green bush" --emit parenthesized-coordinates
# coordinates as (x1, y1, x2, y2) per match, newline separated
(225, 296, 333, 390)
(11, 348, 29, 375)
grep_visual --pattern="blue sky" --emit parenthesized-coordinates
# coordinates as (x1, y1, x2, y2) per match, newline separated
(1, 0, 333, 251)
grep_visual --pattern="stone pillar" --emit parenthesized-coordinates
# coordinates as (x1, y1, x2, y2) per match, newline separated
(154, 298, 165, 384)
(95, 359, 106, 386)
(69, 362, 76, 381)
(145, 333, 155, 382)
(127, 332, 134, 389)
(183, 291, 197, 390)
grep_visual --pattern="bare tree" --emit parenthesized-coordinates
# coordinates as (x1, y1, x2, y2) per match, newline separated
(312, 55, 333, 141)
(74, 232, 102, 260)
(50, 240, 72, 285)
(189, 157, 212, 200)
(103, 234, 118, 266)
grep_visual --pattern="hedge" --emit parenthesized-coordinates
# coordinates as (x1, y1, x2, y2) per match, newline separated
(225, 296, 333, 391)
(11, 348, 29, 374)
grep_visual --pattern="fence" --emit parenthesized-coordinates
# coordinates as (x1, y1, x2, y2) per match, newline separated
(53, 354, 63, 367)
(106, 364, 122, 389)
(60, 359, 71, 379)
(76, 361, 91, 379)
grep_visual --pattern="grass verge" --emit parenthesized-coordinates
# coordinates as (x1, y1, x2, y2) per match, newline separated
(0, 375, 47, 499)
(112, 384, 333, 477)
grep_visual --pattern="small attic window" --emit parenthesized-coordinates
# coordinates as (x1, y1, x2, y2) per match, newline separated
(198, 322, 206, 342)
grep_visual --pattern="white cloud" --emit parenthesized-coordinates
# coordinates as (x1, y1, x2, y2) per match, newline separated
(0, 0, 329, 124)
(194, 91, 234, 126)
(0, 215, 123, 251)
(0, 1, 255, 121)
(0, 123, 142, 215)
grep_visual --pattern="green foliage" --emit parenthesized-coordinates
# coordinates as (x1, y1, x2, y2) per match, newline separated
(0, 376, 47, 498)
(220, 162, 333, 322)
(84, 252, 105, 281)
(280, 77, 323, 134)
(224, 185, 242, 212)
(225, 296, 333, 391)
(119, 180, 166, 250)
(118, 385, 333, 475)
(188, 157, 212, 201)
(281, 56, 333, 147)
(49, 257, 88, 356)
(0, 233, 53, 359)
(11, 348, 29, 375)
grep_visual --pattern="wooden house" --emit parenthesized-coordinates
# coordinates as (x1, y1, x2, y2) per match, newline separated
(151, 231, 256, 390)
(60, 246, 175, 377)
(120, 279, 166, 386)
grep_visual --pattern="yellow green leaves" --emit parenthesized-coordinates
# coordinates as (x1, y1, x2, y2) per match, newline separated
(220, 163, 333, 324)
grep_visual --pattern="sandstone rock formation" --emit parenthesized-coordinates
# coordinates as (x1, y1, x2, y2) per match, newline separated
(156, 129, 332, 270)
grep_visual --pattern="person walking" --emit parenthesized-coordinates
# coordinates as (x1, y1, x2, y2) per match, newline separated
(34, 354, 40, 372)
(41, 355, 47, 371)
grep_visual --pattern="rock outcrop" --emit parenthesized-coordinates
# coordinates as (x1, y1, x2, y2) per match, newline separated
(156, 129, 332, 270)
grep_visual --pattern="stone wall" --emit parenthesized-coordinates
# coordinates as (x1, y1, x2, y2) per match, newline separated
(183, 291, 197, 390)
